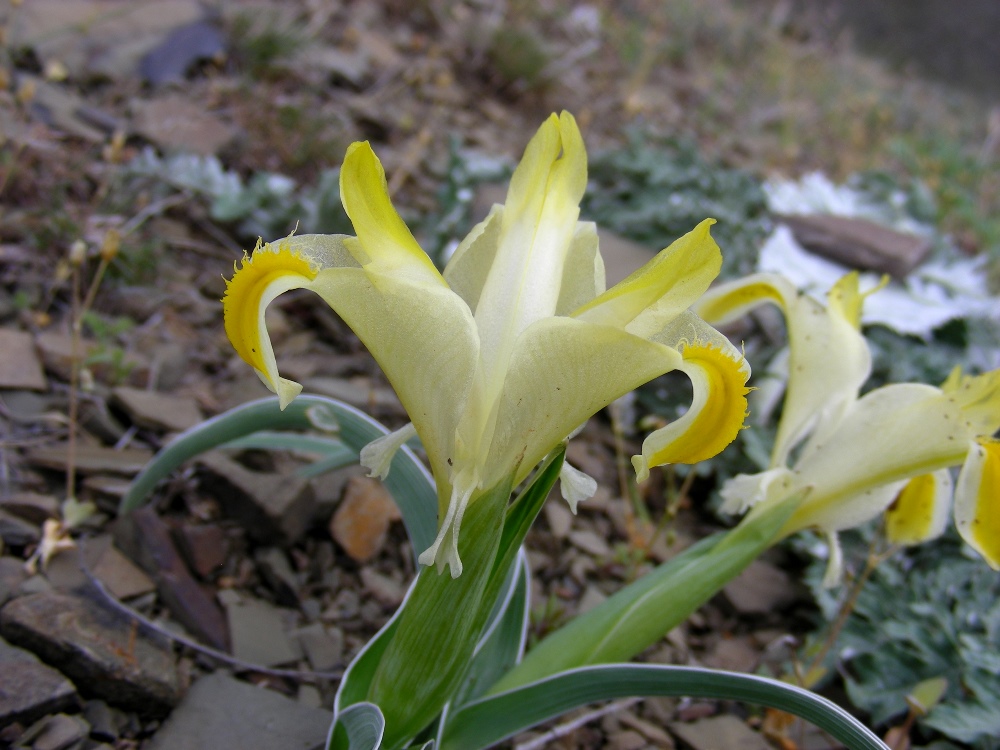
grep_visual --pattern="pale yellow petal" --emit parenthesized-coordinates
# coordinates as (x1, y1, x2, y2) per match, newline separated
(559, 461, 597, 513)
(442, 204, 503, 313)
(482, 317, 683, 490)
(940, 367, 1000, 438)
(360, 422, 418, 480)
(786, 481, 906, 538)
(693, 273, 793, 326)
(719, 468, 795, 516)
(555, 221, 604, 315)
(955, 438, 1000, 570)
(789, 383, 970, 530)
(574, 219, 721, 338)
(884, 470, 952, 546)
(309, 270, 479, 497)
(339, 141, 444, 285)
(474, 112, 587, 385)
(696, 272, 872, 468)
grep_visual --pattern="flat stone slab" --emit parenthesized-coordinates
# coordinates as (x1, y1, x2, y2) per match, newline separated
(24, 443, 153, 475)
(777, 213, 932, 277)
(670, 714, 771, 750)
(196, 452, 315, 543)
(111, 386, 204, 432)
(145, 672, 332, 750)
(0, 635, 78, 726)
(0, 591, 179, 716)
(0, 329, 47, 390)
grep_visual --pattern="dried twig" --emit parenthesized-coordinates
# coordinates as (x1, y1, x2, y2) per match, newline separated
(513, 698, 641, 750)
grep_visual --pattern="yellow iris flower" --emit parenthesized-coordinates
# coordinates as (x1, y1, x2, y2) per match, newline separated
(696, 272, 1000, 583)
(223, 112, 750, 575)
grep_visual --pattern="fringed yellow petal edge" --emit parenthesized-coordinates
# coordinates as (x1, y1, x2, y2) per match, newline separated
(884, 470, 952, 546)
(955, 438, 1000, 569)
(223, 237, 318, 407)
(632, 341, 751, 482)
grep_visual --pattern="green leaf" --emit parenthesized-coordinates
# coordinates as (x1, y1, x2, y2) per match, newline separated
(118, 395, 438, 559)
(327, 702, 385, 750)
(366, 478, 512, 750)
(450, 551, 531, 709)
(440, 664, 888, 750)
(493, 492, 802, 691)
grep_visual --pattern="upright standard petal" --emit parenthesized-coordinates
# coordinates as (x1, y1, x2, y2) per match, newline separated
(474, 111, 587, 388)
(955, 438, 1000, 569)
(695, 272, 872, 468)
(340, 141, 444, 286)
(574, 219, 720, 337)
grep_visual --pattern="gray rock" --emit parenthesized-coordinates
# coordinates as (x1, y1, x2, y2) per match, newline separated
(0, 556, 28, 605)
(197, 452, 316, 543)
(255, 548, 300, 606)
(111, 386, 204, 432)
(295, 622, 343, 673)
(0, 510, 40, 548)
(83, 699, 119, 742)
(114, 508, 229, 650)
(17, 712, 90, 750)
(145, 672, 332, 750)
(0, 492, 59, 525)
(0, 329, 47, 390)
(222, 591, 302, 668)
(0, 591, 180, 715)
(670, 714, 770, 750)
(0, 635, 78, 726)
(722, 560, 797, 616)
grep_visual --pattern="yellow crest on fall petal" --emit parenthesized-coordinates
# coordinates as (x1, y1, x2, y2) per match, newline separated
(885, 473, 945, 545)
(958, 438, 1000, 568)
(223, 237, 318, 378)
(672, 342, 751, 463)
(643, 342, 751, 467)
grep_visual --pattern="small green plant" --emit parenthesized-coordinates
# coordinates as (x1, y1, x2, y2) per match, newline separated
(803, 528, 1000, 748)
(81, 310, 137, 385)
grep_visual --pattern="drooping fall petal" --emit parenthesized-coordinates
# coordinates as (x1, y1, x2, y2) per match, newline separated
(955, 438, 1000, 569)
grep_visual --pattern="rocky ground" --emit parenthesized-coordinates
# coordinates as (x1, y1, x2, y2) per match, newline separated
(0, 2, 995, 749)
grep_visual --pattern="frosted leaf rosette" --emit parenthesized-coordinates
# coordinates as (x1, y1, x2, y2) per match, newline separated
(223, 112, 751, 575)
(696, 272, 1000, 584)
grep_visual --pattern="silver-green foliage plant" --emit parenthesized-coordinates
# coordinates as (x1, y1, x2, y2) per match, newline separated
(804, 529, 1000, 749)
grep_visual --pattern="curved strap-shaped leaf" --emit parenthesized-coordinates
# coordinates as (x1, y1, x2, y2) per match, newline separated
(440, 664, 889, 750)
(118, 395, 438, 561)
(327, 702, 385, 750)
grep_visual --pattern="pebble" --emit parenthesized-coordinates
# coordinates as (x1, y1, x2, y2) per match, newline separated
(568, 529, 612, 558)
(722, 560, 798, 616)
(18, 712, 90, 750)
(0, 329, 47, 390)
(329, 476, 400, 563)
(221, 590, 302, 668)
